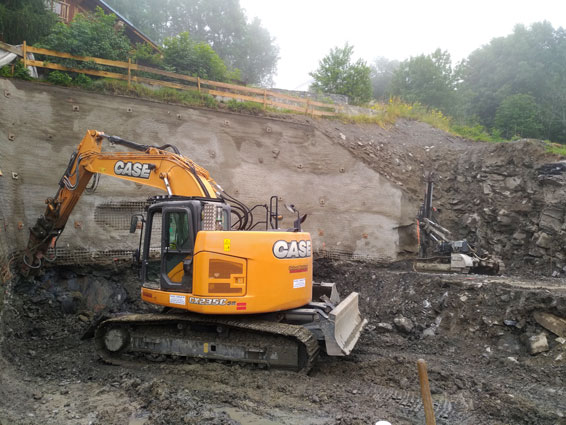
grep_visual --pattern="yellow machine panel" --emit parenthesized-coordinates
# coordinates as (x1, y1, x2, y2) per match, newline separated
(142, 231, 313, 314)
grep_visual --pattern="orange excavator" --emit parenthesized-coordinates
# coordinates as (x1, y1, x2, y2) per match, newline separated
(23, 130, 367, 371)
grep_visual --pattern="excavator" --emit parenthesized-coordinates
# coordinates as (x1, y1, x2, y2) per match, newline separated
(22, 130, 367, 372)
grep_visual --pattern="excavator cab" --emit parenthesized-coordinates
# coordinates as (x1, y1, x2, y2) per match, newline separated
(138, 198, 231, 295)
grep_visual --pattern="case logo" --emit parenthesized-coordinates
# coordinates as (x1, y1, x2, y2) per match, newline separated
(114, 160, 152, 179)
(273, 240, 312, 259)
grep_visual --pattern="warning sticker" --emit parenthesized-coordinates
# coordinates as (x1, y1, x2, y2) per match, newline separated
(169, 294, 186, 305)
(293, 278, 306, 289)
(224, 239, 231, 251)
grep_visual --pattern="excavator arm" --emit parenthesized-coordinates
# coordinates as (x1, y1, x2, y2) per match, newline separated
(23, 129, 221, 271)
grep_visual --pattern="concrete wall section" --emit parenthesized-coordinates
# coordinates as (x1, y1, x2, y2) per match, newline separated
(0, 78, 413, 265)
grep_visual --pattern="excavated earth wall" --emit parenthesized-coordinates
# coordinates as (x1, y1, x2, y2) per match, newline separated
(0, 78, 415, 275)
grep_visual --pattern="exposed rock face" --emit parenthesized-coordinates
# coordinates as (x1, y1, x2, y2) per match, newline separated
(426, 141, 566, 275)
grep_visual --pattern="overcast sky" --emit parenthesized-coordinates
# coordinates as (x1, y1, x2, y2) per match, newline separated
(239, 0, 566, 90)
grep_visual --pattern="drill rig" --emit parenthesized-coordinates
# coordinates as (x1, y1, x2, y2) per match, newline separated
(23, 130, 367, 371)
(415, 173, 503, 275)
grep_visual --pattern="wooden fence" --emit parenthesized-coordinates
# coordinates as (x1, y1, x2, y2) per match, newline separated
(1, 41, 336, 117)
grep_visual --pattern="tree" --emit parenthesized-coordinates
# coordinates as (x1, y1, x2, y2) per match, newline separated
(0, 0, 58, 45)
(370, 57, 399, 101)
(231, 18, 279, 86)
(390, 49, 455, 112)
(162, 32, 231, 81)
(457, 21, 566, 142)
(309, 44, 372, 105)
(104, 0, 279, 86)
(38, 8, 132, 62)
(494, 94, 543, 139)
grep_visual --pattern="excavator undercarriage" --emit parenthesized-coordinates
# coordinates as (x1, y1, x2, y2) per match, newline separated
(94, 283, 366, 372)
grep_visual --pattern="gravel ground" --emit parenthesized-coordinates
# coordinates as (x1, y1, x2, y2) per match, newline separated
(1, 261, 565, 425)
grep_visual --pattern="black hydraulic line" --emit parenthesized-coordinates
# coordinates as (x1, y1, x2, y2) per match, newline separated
(154, 143, 180, 154)
(105, 135, 181, 155)
(59, 151, 78, 188)
(188, 163, 210, 198)
(105, 135, 151, 151)
(223, 192, 253, 230)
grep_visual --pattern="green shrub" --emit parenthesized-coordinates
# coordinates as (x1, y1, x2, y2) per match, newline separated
(37, 7, 132, 70)
(47, 70, 73, 86)
(72, 73, 93, 88)
(163, 32, 229, 81)
(225, 99, 264, 115)
(0, 60, 32, 80)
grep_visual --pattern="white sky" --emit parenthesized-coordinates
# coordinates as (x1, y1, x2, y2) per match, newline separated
(239, 0, 566, 90)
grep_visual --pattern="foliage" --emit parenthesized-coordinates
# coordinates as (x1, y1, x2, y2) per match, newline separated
(370, 57, 400, 101)
(451, 124, 502, 143)
(0, 0, 58, 45)
(225, 99, 264, 115)
(310, 44, 372, 105)
(457, 21, 566, 142)
(337, 98, 504, 143)
(104, 0, 279, 86)
(47, 70, 73, 86)
(544, 142, 566, 156)
(37, 7, 132, 65)
(389, 49, 456, 113)
(131, 43, 164, 68)
(0, 60, 32, 80)
(72, 73, 93, 88)
(162, 32, 229, 81)
(91, 79, 218, 109)
(232, 17, 279, 86)
(494, 94, 543, 139)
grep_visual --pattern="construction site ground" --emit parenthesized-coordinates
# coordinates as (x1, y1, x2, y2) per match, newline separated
(2, 85, 566, 425)
(1, 260, 565, 425)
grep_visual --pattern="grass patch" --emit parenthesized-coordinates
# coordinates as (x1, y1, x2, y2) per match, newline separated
(544, 141, 566, 156)
(345, 98, 507, 143)
(225, 99, 264, 115)
(90, 79, 218, 108)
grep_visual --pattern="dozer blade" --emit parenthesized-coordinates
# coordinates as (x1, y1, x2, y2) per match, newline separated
(323, 292, 368, 356)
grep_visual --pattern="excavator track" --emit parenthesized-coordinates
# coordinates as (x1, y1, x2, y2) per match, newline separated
(94, 313, 320, 373)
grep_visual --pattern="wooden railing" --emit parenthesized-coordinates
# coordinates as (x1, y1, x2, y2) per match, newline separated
(3, 41, 336, 117)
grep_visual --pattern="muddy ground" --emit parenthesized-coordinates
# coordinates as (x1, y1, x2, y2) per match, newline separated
(1, 260, 565, 425)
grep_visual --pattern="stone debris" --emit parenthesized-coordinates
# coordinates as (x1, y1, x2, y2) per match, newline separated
(533, 311, 566, 338)
(393, 316, 414, 333)
(422, 327, 436, 338)
(376, 322, 393, 332)
(527, 333, 549, 355)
